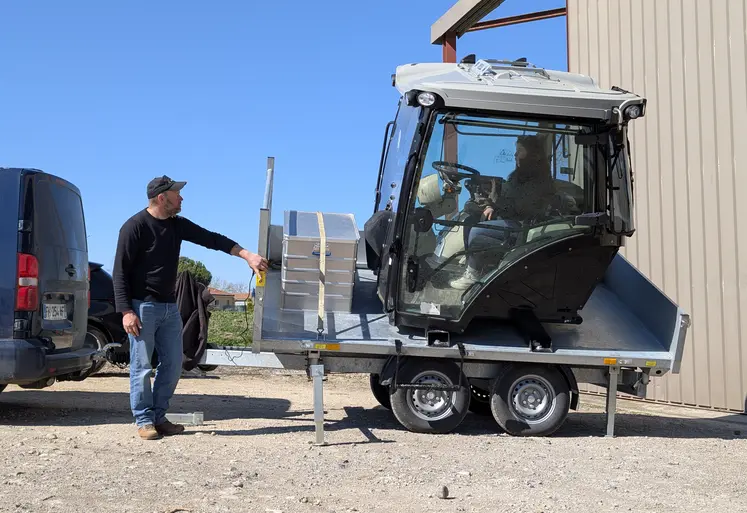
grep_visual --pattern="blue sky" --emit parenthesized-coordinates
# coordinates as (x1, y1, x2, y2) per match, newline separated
(1, 0, 566, 288)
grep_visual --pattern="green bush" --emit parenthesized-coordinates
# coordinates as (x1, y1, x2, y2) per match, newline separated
(208, 310, 253, 347)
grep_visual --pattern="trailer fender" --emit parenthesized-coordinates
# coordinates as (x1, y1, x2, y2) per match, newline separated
(377, 355, 407, 387)
(557, 365, 580, 410)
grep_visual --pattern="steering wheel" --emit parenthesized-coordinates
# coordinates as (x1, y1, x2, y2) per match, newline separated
(431, 161, 481, 182)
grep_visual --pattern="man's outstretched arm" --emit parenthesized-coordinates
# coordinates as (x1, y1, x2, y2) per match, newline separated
(177, 217, 268, 274)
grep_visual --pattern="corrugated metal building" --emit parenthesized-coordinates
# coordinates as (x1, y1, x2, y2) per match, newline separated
(567, 0, 747, 412)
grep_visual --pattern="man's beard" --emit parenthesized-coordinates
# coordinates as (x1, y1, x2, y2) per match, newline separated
(165, 199, 181, 217)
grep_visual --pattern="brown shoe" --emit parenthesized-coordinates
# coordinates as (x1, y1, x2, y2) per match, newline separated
(155, 419, 185, 436)
(138, 424, 161, 440)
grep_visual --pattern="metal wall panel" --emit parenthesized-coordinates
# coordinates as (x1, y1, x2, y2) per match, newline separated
(568, 0, 747, 412)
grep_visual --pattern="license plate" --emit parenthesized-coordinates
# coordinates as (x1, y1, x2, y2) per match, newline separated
(43, 303, 67, 321)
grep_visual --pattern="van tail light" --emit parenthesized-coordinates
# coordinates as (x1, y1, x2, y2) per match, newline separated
(16, 253, 39, 311)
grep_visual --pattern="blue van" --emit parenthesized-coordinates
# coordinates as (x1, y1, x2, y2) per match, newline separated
(0, 168, 97, 392)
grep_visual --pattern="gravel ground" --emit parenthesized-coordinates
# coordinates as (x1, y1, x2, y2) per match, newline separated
(1, 365, 746, 513)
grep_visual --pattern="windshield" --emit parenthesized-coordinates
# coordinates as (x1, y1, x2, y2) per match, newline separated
(399, 111, 604, 319)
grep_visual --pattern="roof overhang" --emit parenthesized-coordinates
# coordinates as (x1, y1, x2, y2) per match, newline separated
(430, 0, 506, 44)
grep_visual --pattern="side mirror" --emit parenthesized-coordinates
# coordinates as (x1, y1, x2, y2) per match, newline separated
(412, 207, 434, 233)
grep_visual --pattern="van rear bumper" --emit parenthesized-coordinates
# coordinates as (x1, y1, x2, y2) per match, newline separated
(0, 339, 97, 385)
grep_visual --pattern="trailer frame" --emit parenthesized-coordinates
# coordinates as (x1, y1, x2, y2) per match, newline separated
(199, 158, 690, 443)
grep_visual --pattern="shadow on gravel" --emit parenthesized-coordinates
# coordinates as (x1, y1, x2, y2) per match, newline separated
(0, 390, 295, 427)
(554, 411, 746, 439)
(2, 388, 744, 441)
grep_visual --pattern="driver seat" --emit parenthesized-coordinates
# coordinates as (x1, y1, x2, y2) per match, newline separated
(416, 173, 465, 261)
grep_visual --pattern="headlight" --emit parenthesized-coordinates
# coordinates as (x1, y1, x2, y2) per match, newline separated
(417, 92, 436, 107)
(624, 104, 642, 119)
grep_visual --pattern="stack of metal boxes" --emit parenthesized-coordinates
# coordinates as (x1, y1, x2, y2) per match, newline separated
(281, 210, 359, 313)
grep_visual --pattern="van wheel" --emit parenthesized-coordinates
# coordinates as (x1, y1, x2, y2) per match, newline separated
(490, 364, 570, 437)
(84, 326, 109, 375)
(369, 374, 391, 410)
(390, 360, 470, 434)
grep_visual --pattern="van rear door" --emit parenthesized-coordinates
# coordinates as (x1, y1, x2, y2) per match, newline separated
(28, 174, 88, 351)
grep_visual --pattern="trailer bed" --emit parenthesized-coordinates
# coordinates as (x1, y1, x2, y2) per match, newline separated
(255, 251, 687, 372)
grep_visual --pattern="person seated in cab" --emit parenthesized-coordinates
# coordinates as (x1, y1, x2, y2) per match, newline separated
(450, 134, 578, 290)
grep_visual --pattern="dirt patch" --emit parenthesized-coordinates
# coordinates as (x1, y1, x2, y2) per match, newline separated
(1, 365, 746, 513)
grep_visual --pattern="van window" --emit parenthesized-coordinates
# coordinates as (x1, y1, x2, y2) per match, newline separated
(34, 178, 87, 251)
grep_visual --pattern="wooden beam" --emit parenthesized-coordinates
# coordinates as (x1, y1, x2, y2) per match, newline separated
(466, 7, 567, 33)
(442, 34, 457, 63)
(431, 0, 506, 44)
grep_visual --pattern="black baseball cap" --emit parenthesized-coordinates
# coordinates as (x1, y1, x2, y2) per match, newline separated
(147, 175, 187, 199)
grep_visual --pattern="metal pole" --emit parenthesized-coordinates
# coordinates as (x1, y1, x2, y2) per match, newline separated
(252, 157, 274, 354)
(442, 33, 457, 63)
(309, 356, 326, 446)
(605, 366, 619, 437)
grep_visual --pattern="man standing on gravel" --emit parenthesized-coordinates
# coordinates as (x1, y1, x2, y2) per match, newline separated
(113, 175, 268, 440)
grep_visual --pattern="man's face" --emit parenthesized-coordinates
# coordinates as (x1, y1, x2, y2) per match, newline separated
(160, 189, 183, 216)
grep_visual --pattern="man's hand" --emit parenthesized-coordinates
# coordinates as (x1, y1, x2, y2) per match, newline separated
(122, 311, 142, 338)
(483, 206, 495, 221)
(240, 249, 268, 275)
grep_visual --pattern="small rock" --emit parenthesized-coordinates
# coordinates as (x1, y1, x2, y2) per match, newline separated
(458, 471, 471, 477)
(210, 432, 216, 436)
(46, 434, 57, 440)
(439, 486, 449, 499)
(232, 481, 244, 488)
(300, 497, 309, 503)
(314, 499, 322, 506)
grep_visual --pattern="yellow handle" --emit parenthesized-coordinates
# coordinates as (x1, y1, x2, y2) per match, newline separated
(256, 270, 266, 288)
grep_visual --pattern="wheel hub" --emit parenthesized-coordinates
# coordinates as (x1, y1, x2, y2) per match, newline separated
(407, 371, 455, 421)
(510, 375, 556, 423)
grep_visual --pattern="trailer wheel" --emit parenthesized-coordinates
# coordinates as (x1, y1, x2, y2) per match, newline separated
(390, 360, 470, 434)
(369, 374, 391, 410)
(490, 365, 570, 437)
(468, 384, 492, 416)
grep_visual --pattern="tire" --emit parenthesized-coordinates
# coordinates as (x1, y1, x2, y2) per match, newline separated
(390, 360, 470, 434)
(468, 383, 492, 416)
(369, 374, 391, 410)
(83, 325, 109, 376)
(490, 364, 570, 437)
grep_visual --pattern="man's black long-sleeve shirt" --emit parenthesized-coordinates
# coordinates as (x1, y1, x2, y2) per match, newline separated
(113, 209, 237, 312)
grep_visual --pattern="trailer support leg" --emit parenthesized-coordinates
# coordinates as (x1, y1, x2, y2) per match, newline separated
(605, 366, 619, 438)
(309, 359, 327, 446)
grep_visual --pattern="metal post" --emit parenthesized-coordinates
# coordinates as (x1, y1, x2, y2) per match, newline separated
(442, 33, 457, 63)
(252, 157, 274, 354)
(606, 366, 619, 438)
(309, 357, 326, 446)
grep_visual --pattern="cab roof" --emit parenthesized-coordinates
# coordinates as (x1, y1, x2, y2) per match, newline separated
(394, 58, 646, 123)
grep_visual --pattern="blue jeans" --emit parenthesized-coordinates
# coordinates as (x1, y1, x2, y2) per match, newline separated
(128, 299, 184, 427)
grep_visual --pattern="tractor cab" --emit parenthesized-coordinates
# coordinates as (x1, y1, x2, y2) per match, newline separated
(364, 58, 646, 340)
